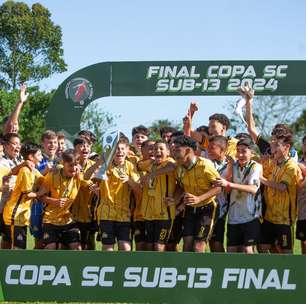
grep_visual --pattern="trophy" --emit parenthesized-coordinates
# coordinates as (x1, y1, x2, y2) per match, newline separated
(95, 130, 120, 180)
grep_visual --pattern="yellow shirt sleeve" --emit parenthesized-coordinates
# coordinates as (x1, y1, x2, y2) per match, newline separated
(19, 167, 34, 193)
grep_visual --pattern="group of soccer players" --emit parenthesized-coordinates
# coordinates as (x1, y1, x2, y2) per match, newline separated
(0, 84, 305, 254)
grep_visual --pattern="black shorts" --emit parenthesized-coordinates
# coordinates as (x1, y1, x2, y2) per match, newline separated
(210, 218, 226, 244)
(167, 213, 183, 244)
(99, 221, 131, 245)
(260, 220, 293, 250)
(2, 225, 27, 249)
(182, 202, 218, 242)
(144, 220, 172, 244)
(296, 219, 306, 241)
(227, 218, 261, 247)
(77, 222, 97, 246)
(42, 223, 81, 246)
(132, 221, 146, 243)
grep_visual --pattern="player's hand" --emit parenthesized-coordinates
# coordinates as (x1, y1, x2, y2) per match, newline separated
(238, 83, 254, 101)
(89, 183, 100, 195)
(140, 173, 152, 187)
(183, 193, 200, 206)
(55, 198, 67, 208)
(189, 101, 199, 117)
(119, 173, 129, 183)
(19, 84, 29, 103)
(164, 196, 175, 206)
(214, 177, 228, 188)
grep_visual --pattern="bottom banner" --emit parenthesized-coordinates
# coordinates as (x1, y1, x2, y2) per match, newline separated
(0, 250, 304, 303)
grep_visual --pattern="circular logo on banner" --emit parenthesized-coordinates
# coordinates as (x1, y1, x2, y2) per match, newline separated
(65, 78, 93, 106)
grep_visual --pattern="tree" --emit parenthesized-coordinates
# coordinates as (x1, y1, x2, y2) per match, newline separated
(0, 1, 66, 89)
(0, 87, 53, 142)
(81, 103, 119, 153)
(291, 109, 306, 147)
(228, 96, 306, 143)
(148, 119, 182, 140)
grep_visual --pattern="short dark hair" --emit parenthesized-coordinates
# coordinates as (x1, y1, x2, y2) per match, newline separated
(303, 135, 306, 143)
(271, 127, 293, 146)
(209, 114, 230, 130)
(3, 133, 19, 144)
(119, 133, 129, 145)
(196, 125, 209, 134)
(173, 135, 197, 151)
(141, 139, 155, 149)
(118, 136, 129, 146)
(160, 127, 177, 137)
(272, 124, 293, 134)
(78, 130, 97, 144)
(170, 131, 184, 139)
(62, 149, 79, 164)
(154, 139, 170, 149)
(237, 138, 256, 150)
(73, 137, 90, 147)
(132, 125, 150, 137)
(20, 142, 41, 160)
(235, 133, 252, 141)
(209, 135, 228, 150)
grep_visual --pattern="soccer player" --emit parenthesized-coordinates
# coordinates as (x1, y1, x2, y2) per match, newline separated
(3, 143, 43, 249)
(56, 131, 66, 158)
(0, 133, 23, 248)
(71, 137, 96, 250)
(160, 127, 177, 143)
(214, 138, 262, 254)
(183, 102, 238, 159)
(206, 135, 229, 252)
(39, 149, 94, 250)
(170, 135, 221, 252)
(296, 135, 306, 253)
(259, 128, 302, 254)
(30, 130, 59, 249)
(132, 139, 156, 251)
(97, 137, 140, 251)
(140, 140, 176, 251)
(131, 125, 150, 157)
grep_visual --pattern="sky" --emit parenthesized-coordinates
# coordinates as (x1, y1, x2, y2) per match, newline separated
(13, 0, 306, 137)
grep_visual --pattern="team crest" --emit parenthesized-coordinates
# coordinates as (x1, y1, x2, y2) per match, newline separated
(102, 232, 108, 239)
(16, 234, 24, 241)
(65, 77, 93, 106)
(43, 233, 50, 240)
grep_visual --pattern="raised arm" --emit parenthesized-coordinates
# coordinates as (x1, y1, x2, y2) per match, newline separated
(3, 84, 29, 135)
(240, 85, 258, 143)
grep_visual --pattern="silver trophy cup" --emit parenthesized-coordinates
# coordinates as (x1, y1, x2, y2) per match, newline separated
(95, 130, 120, 180)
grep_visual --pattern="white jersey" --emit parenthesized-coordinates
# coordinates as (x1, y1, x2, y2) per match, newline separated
(228, 160, 262, 224)
(0, 156, 22, 213)
(211, 159, 228, 219)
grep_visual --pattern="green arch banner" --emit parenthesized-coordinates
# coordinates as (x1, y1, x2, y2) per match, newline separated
(46, 60, 306, 136)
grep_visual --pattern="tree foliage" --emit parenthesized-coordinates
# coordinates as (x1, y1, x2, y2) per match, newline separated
(228, 96, 306, 144)
(148, 119, 182, 140)
(81, 103, 119, 153)
(0, 1, 67, 89)
(291, 109, 306, 145)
